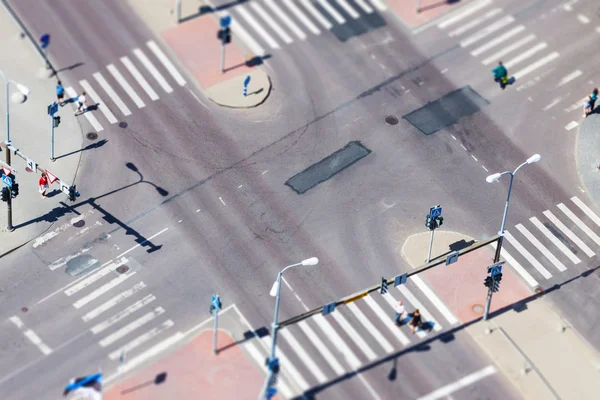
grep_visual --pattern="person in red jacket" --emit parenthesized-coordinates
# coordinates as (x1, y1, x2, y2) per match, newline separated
(39, 172, 49, 199)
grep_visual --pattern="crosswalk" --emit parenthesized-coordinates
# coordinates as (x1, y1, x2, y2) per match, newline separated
(241, 275, 459, 398)
(213, 0, 388, 56)
(63, 40, 185, 132)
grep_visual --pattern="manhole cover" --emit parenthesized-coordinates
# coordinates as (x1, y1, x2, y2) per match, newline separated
(119, 122, 128, 129)
(86, 132, 98, 140)
(472, 304, 484, 314)
(72, 219, 85, 228)
(116, 265, 130, 274)
(21, 307, 28, 313)
(385, 116, 399, 125)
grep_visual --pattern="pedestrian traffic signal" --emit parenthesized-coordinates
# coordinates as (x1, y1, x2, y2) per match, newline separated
(10, 183, 19, 198)
(380, 277, 388, 294)
(217, 27, 231, 43)
(53, 116, 61, 128)
(435, 216, 443, 228)
(1, 187, 9, 202)
(425, 215, 433, 230)
(492, 273, 502, 292)
(68, 185, 79, 202)
(484, 276, 493, 288)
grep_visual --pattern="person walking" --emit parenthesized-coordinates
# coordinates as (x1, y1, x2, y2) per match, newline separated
(409, 309, 423, 335)
(38, 172, 49, 199)
(584, 88, 598, 117)
(56, 81, 65, 106)
(492, 61, 508, 89)
(394, 300, 406, 326)
(75, 91, 87, 115)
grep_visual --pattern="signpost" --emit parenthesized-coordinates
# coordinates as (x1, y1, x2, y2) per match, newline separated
(48, 102, 59, 161)
(218, 15, 232, 73)
(1, 174, 12, 188)
(483, 261, 505, 320)
(425, 205, 443, 262)
(210, 295, 222, 355)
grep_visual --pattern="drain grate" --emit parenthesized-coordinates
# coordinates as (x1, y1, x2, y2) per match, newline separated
(385, 116, 399, 125)
(116, 265, 130, 274)
(21, 307, 28, 313)
(86, 132, 98, 140)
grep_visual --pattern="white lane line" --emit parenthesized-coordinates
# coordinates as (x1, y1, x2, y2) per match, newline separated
(280, 329, 327, 384)
(363, 295, 410, 346)
(471, 155, 478, 161)
(92, 73, 131, 116)
(33, 210, 95, 249)
(24, 330, 52, 355)
(597, 26, 600, 34)
(108, 319, 174, 360)
(73, 272, 138, 309)
(91, 294, 156, 334)
(133, 48, 173, 93)
(394, 287, 442, 332)
(82, 282, 147, 322)
(565, 97, 587, 112)
(516, 223, 567, 272)
(336, 0, 361, 19)
(381, 292, 425, 338)
(470, 25, 525, 56)
(491, 243, 538, 286)
(120, 56, 159, 101)
(9, 316, 24, 329)
(250, 3, 293, 44)
(354, 0, 374, 14)
(438, 0, 493, 29)
(347, 302, 395, 353)
(482, 165, 488, 172)
(543, 210, 594, 257)
(542, 97, 563, 111)
(481, 34, 536, 65)
(504, 230, 552, 279)
(107, 64, 145, 108)
(300, 0, 332, 29)
(66, 86, 104, 131)
(460, 16, 515, 47)
(237, 5, 281, 48)
(117, 227, 169, 259)
(244, 342, 294, 398)
(314, 314, 362, 369)
(284, 0, 321, 35)
(418, 365, 497, 400)
(79, 79, 118, 124)
(315, 0, 346, 24)
(513, 52, 560, 80)
(558, 203, 600, 247)
(368, 0, 387, 12)
(557, 70, 582, 87)
(565, 121, 579, 131)
(99, 306, 165, 347)
(411, 275, 459, 326)
(146, 40, 186, 86)
(331, 311, 378, 361)
(65, 257, 128, 296)
(260, 336, 309, 392)
(571, 196, 600, 228)
(577, 14, 590, 24)
(503, 42, 548, 69)
(265, 0, 306, 40)
(298, 320, 346, 375)
(448, 8, 503, 37)
(530, 217, 581, 264)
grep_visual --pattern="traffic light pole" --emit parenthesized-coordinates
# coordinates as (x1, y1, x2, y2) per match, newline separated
(50, 112, 55, 162)
(426, 228, 434, 263)
(220, 35, 226, 73)
(4, 74, 14, 232)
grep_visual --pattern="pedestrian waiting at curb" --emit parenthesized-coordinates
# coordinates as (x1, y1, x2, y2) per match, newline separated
(75, 91, 87, 115)
(394, 300, 406, 326)
(584, 88, 598, 117)
(409, 309, 423, 335)
(492, 61, 509, 90)
(56, 81, 65, 106)
(38, 172, 49, 199)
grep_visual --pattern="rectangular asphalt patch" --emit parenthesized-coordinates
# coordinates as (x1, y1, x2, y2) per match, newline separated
(285, 141, 371, 194)
(403, 86, 489, 135)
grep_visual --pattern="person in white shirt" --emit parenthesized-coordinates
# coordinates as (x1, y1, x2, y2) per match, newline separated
(394, 300, 406, 326)
(75, 91, 87, 115)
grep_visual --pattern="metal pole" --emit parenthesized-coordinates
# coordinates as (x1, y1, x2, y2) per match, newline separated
(50, 112, 55, 161)
(483, 286, 493, 320)
(426, 228, 434, 263)
(416, 0, 421, 13)
(176, 0, 181, 23)
(220, 37, 226, 74)
(269, 273, 282, 361)
(212, 296, 219, 355)
(2, 73, 14, 232)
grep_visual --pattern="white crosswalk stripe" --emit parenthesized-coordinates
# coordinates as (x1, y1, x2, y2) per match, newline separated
(491, 243, 538, 286)
(73, 272, 137, 309)
(557, 70, 582, 87)
(280, 329, 327, 384)
(316, 0, 346, 24)
(470, 25, 526, 57)
(460, 16, 515, 47)
(543, 210, 595, 257)
(314, 314, 362, 369)
(571, 196, 600, 228)
(564, 97, 587, 112)
(146, 40, 186, 86)
(448, 8, 503, 37)
(120, 56, 159, 101)
(558, 203, 600, 247)
(65, 87, 104, 131)
(99, 306, 164, 347)
(237, 5, 280, 48)
(530, 217, 580, 264)
(336, 0, 361, 19)
(513, 52, 559, 80)
(265, 0, 306, 40)
(106, 65, 145, 109)
(331, 310, 378, 361)
(258, 337, 308, 392)
(411, 275, 459, 326)
(298, 320, 346, 375)
(79, 79, 118, 124)
(108, 319, 174, 360)
(354, 0, 374, 14)
(363, 295, 410, 346)
(503, 42, 548, 69)
(230, 18, 266, 56)
(381, 292, 425, 338)
(504, 230, 552, 279)
(244, 342, 293, 398)
(251, 2, 293, 44)
(93, 72, 131, 116)
(347, 302, 395, 352)
(284, 0, 321, 35)
(65, 257, 128, 296)
(300, 0, 333, 29)
(368, 0, 388, 12)
(91, 294, 156, 334)
(481, 34, 536, 65)
(394, 286, 442, 332)
(516, 223, 567, 272)
(438, 0, 493, 29)
(133, 48, 173, 93)
(82, 282, 147, 322)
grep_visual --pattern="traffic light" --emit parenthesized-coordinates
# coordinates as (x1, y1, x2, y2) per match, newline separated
(435, 216, 443, 228)
(425, 214, 433, 230)
(380, 277, 388, 294)
(53, 116, 61, 128)
(492, 273, 502, 292)
(10, 182, 19, 198)
(484, 276, 493, 288)
(1, 187, 9, 202)
(68, 185, 79, 202)
(218, 27, 231, 43)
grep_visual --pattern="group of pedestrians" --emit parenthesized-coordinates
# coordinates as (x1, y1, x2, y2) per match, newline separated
(55, 81, 87, 115)
(393, 300, 424, 335)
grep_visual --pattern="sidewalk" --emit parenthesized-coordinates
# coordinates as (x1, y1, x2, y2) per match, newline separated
(0, 5, 83, 256)
(127, 0, 271, 108)
(402, 231, 600, 399)
(576, 113, 600, 206)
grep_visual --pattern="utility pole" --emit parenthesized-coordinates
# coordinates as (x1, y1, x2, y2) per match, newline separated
(425, 205, 444, 263)
(483, 262, 504, 320)
(4, 74, 13, 232)
(217, 16, 232, 73)
(210, 295, 222, 355)
(175, 0, 182, 23)
(48, 102, 59, 161)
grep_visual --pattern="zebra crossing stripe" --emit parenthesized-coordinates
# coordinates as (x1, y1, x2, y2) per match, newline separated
(363, 295, 410, 346)
(229, 18, 266, 56)
(564, 97, 587, 112)
(284, 0, 320, 35)
(571, 196, 600, 228)
(490, 243, 539, 287)
(120, 56, 159, 101)
(93, 72, 131, 116)
(557, 70, 582, 87)
(335, 0, 361, 19)
(82, 282, 147, 322)
(98, 306, 164, 347)
(393, 287, 442, 332)
(543, 210, 595, 257)
(300, 0, 333, 29)
(259, 337, 310, 391)
(481, 34, 536, 65)
(347, 302, 395, 352)
(331, 310, 378, 361)
(460, 16, 516, 48)
(354, 0, 374, 14)
(315, 0, 346, 24)
(245, 342, 293, 398)
(265, 0, 306, 40)
(250, 2, 293, 44)
(280, 329, 328, 383)
(90, 294, 156, 334)
(503, 42, 548, 69)
(73, 272, 137, 309)
(79, 80, 118, 124)
(558, 203, 600, 247)
(530, 217, 581, 264)
(368, 0, 388, 12)
(107, 64, 146, 109)
(298, 320, 346, 375)
(382, 292, 425, 338)
(448, 8, 503, 38)
(410, 275, 459, 326)
(516, 223, 567, 272)
(438, 0, 493, 29)
(470, 25, 526, 57)
(108, 319, 174, 361)
(504, 230, 552, 279)
(314, 314, 362, 369)
(65, 87, 104, 131)
(133, 48, 173, 93)
(237, 4, 281, 48)
(513, 52, 560, 80)
(146, 41, 187, 86)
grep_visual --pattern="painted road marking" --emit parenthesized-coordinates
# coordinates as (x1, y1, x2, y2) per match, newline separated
(411, 275, 459, 326)
(108, 319, 174, 360)
(516, 223, 567, 271)
(92, 73, 131, 116)
(237, 4, 280, 48)
(513, 52, 560, 80)
(133, 48, 173, 93)
(470, 25, 525, 57)
(460, 16, 515, 47)
(300, 0, 332, 29)
(363, 295, 410, 346)
(250, 2, 293, 44)
(504, 230, 552, 279)
(530, 217, 581, 264)
(244, 342, 294, 398)
(336, 0, 361, 19)
(418, 365, 497, 400)
(314, 314, 362, 369)
(354, 0, 374, 14)
(448, 8, 502, 37)
(347, 302, 395, 353)
(368, 0, 387, 12)
(315, 0, 346, 24)
(382, 292, 425, 338)
(557, 70, 582, 87)
(99, 306, 165, 347)
(542, 97, 564, 111)
(332, 311, 378, 361)
(259, 336, 310, 391)
(438, 0, 493, 29)
(33, 210, 95, 249)
(481, 34, 536, 65)
(66, 86, 103, 131)
(565, 121, 579, 131)
(284, 0, 321, 34)
(8, 316, 24, 329)
(82, 282, 147, 322)
(91, 294, 156, 334)
(298, 320, 346, 375)
(558, 203, 600, 247)
(9, 316, 52, 355)
(229, 18, 266, 56)
(107, 64, 146, 108)
(577, 14, 590, 24)
(543, 210, 594, 257)
(116, 227, 169, 259)
(107, 331, 184, 374)
(73, 272, 138, 309)
(120, 56, 159, 101)
(265, 0, 306, 40)
(79, 79, 118, 124)
(280, 329, 328, 384)
(571, 196, 600, 228)
(395, 286, 442, 332)
(491, 243, 538, 286)
(65, 257, 127, 296)
(146, 40, 186, 86)
(504, 42, 548, 69)
(565, 97, 587, 112)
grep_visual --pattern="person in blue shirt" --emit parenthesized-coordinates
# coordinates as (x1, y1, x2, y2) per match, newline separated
(56, 81, 65, 106)
(584, 88, 598, 117)
(492, 61, 508, 89)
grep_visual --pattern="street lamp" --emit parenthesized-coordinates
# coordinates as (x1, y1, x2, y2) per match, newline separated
(483, 153, 540, 320)
(260, 257, 319, 400)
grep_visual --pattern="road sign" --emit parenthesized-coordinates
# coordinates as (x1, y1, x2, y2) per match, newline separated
(40, 33, 50, 49)
(220, 15, 231, 28)
(486, 261, 505, 277)
(429, 205, 442, 219)
(445, 251, 459, 265)
(322, 302, 336, 315)
(2, 174, 12, 188)
(47, 102, 58, 116)
(26, 158, 37, 172)
(1, 166, 11, 176)
(59, 180, 70, 195)
(45, 169, 58, 184)
(211, 295, 222, 310)
(0, 161, 15, 176)
(393, 273, 407, 286)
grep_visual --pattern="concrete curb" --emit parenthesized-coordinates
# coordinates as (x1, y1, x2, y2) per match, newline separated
(206, 69, 272, 109)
